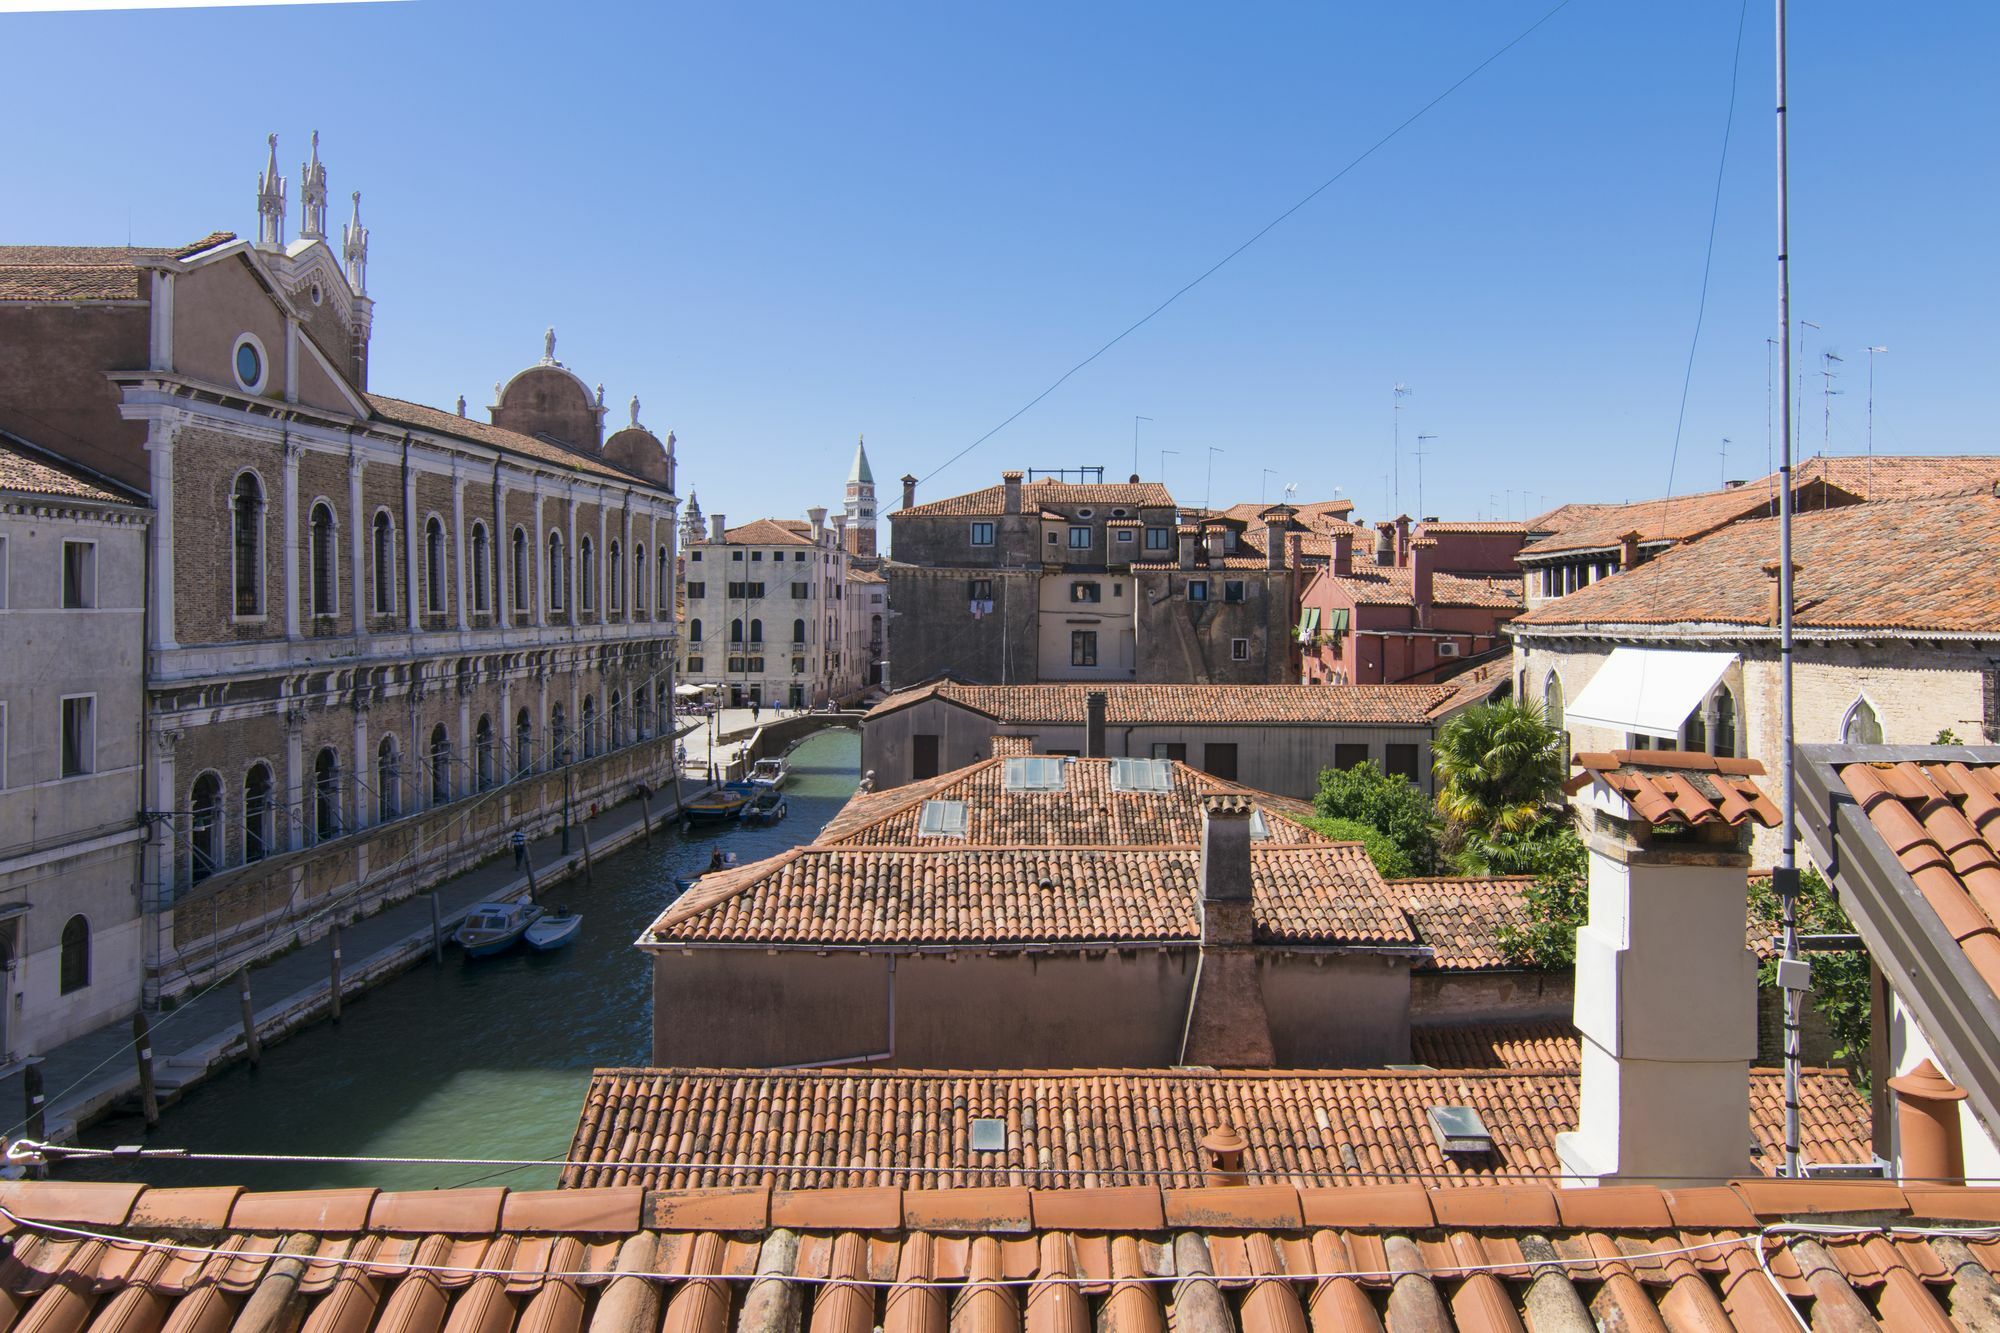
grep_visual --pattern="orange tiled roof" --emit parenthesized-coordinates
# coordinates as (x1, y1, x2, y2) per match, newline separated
(1566, 751, 1782, 828)
(1517, 483, 1790, 558)
(1413, 520, 1529, 536)
(365, 394, 664, 488)
(900, 477, 1174, 518)
(1793, 452, 2000, 501)
(6, 1176, 1997, 1333)
(1409, 1021, 1581, 1069)
(563, 1065, 1868, 1190)
(1393, 876, 1536, 970)
(1514, 494, 2000, 634)
(866, 681, 1457, 727)
(719, 518, 817, 546)
(0, 435, 144, 506)
(1324, 565, 1525, 610)
(1427, 657, 1513, 716)
(1840, 759, 2000, 1002)
(0, 232, 233, 301)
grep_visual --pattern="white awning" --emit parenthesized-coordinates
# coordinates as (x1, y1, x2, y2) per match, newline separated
(675, 684, 711, 698)
(1565, 647, 1737, 740)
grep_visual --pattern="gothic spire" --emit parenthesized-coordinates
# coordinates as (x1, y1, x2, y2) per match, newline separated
(256, 133, 288, 248)
(341, 190, 368, 293)
(299, 130, 328, 241)
(848, 433, 874, 487)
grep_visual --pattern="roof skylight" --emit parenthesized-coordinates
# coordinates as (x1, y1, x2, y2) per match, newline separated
(1109, 757, 1172, 793)
(1002, 755, 1067, 792)
(918, 800, 968, 837)
(1427, 1105, 1494, 1154)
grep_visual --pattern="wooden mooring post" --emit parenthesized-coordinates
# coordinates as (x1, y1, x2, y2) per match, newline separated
(327, 922, 344, 1023)
(640, 785, 654, 845)
(430, 894, 445, 965)
(579, 823, 595, 885)
(23, 1062, 46, 1143)
(238, 969, 262, 1067)
(131, 1012, 159, 1128)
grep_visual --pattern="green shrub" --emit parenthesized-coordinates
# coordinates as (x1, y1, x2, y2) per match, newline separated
(1313, 761, 1437, 873)
(1299, 815, 1415, 878)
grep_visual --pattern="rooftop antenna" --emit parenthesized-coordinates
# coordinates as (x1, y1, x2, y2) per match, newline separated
(1774, 0, 1804, 1181)
(1414, 434, 1437, 519)
(1133, 416, 1153, 478)
(1392, 383, 1411, 515)
(1204, 446, 1225, 511)
(1283, 481, 1298, 505)
(1260, 468, 1279, 504)
(1719, 437, 1732, 489)
(1160, 448, 1179, 492)
(1865, 346, 1888, 497)
(1765, 336, 1780, 502)
(1796, 320, 1820, 450)
(1820, 350, 1843, 454)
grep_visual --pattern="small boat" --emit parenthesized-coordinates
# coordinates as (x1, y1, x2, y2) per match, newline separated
(748, 757, 790, 788)
(742, 787, 788, 824)
(524, 910, 582, 952)
(454, 900, 545, 958)
(685, 782, 755, 823)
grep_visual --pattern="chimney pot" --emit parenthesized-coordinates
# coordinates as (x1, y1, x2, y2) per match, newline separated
(1084, 691, 1108, 758)
(1619, 530, 1642, 570)
(1889, 1059, 1968, 1181)
(1265, 519, 1285, 570)
(1201, 1125, 1249, 1186)
(1002, 470, 1023, 515)
(901, 474, 918, 510)
(1395, 515, 1412, 566)
(1411, 539, 1435, 616)
(710, 514, 726, 543)
(1333, 531, 1354, 578)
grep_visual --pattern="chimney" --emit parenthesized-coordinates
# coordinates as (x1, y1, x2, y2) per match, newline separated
(710, 514, 726, 543)
(1557, 754, 1765, 1187)
(1333, 531, 1354, 578)
(1395, 515, 1411, 566)
(1178, 528, 1197, 571)
(1181, 795, 1273, 1067)
(1084, 691, 1107, 759)
(1264, 518, 1285, 570)
(1411, 538, 1434, 620)
(1374, 522, 1396, 567)
(1760, 561, 1802, 626)
(1002, 470, 1024, 515)
(1619, 530, 1641, 571)
(808, 506, 827, 544)
(1889, 1061, 1967, 1181)
(901, 474, 917, 510)
(831, 512, 848, 549)
(1286, 531, 1302, 570)
(1200, 1126, 1249, 1187)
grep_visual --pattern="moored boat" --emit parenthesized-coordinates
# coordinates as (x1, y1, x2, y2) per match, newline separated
(742, 787, 788, 824)
(453, 900, 545, 958)
(524, 910, 582, 952)
(685, 782, 754, 823)
(748, 757, 790, 788)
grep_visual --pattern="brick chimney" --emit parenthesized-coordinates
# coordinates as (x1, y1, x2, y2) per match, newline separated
(901, 474, 917, 510)
(1557, 754, 1767, 1187)
(710, 514, 726, 543)
(1084, 691, 1107, 758)
(1178, 528, 1197, 571)
(831, 512, 848, 550)
(1180, 795, 1274, 1068)
(1619, 530, 1641, 571)
(1760, 560, 1802, 626)
(1395, 515, 1411, 566)
(1333, 531, 1354, 578)
(1286, 532, 1302, 569)
(1889, 1061, 1968, 1181)
(1374, 522, 1396, 567)
(807, 506, 827, 544)
(1264, 518, 1286, 570)
(1410, 538, 1435, 622)
(1002, 470, 1023, 515)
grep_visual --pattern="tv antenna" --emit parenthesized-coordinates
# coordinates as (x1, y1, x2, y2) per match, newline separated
(1719, 437, 1732, 489)
(1160, 448, 1179, 492)
(1205, 446, 1225, 511)
(1820, 350, 1843, 453)
(1865, 346, 1887, 496)
(1261, 468, 1279, 504)
(1392, 383, 1411, 514)
(1133, 416, 1153, 478)
(1413, 434, 1437, 520)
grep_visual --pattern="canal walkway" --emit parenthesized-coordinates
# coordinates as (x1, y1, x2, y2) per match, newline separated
(0, 781, 702, 1148)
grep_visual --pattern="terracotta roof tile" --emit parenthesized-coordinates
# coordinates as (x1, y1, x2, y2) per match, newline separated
(364, 394, 666, 489)
(0, 436, 145, 507)
(716, 519, 817, 546)
(866, 682, 1456, 727)
(0, 233, 233, 301)
(900, 479, 1174, 518)
(1323, 566, 1524, 610)
(1567, 751, 1781, 827)
(1409, 1023, 1580, 1070)
(560, 1066, 1869, 1191)
(1393, 877, 1536, 970)
(1413, 521, 1529, 536)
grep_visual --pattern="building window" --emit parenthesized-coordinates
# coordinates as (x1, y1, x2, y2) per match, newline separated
(635, 685, 650, 739)
(1150, 742, 1188, 761)
(686, 656, 704, 673)
(609, 541, 624, 614)
(579, 536, 596, 612)
(1334, 743, 1370, 770)
(581, 696, 598, 759)
(314, 747, 341, 841)
(243, 762, 274, 862)
(1224, 580, 1245, 603)
(60, 695, 94, 777)
(430, 724, 451, 805)
(1543, 672, 1564, 732)
(789, 581, 807, 599)
(1202, 743, 1238, 781)
(1682, 707, 1707, 753)
(1068, 526, 1091, 549)
(61, 540, 95, 609)
(689, 617, 703, 643)
(59, 916, 90, 995)
(730, 617, 744, 644)
(471, 524, 490, 614)
(512, 528, 530, 613)
(1071, 630, 1098, 666)
(425, 516, 446, 616)
(688, 581, 705, 600)
(970, 522, 995, 547)
(377, 735, 400, 821)
(750, 618, 763, 644)
(1145, 527, 1170, 552)
(310, 503, 338, 615)
(1071, 582, 1101, 604)
(515, 708, 535, 778)
(190, 771, 222, 882)
(1714, 688, 1739, 758)
(792, 618, 806, 644)
(1187, 580, 1208, 602)
(657, 549, 670, 611)
(233, 473, 265, 617)
(548, 532, 567, 611)
(969, 578, 993, 603)
(1842, 698, 1883, 746)
(475, 715, 494, 790)
(372, 512, 396, 615)
(1231, 638, 1249, 661)
(230, 332, 268, 394)
(1385, 744, 1420, 782)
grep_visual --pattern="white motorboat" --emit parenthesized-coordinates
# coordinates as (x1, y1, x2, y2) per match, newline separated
(453, 900, 545, 958)
(748, 757, 790, 788)
(524, 910, 582, 952)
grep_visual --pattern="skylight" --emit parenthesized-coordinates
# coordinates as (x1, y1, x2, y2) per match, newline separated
(918, 799, 968, 837)
(1109, 757, 1171, 793)
(969, 1118, 1007, 1152)
(1002, 755, 1066, 792)
(1250, 810, 1271, 841)
(1427, 1105, 1494, 1154)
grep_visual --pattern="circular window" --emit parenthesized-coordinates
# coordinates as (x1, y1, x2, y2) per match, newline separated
(1077, 507, 1094, 518)
(309, 282, 324, 306)
(231, 333, 268, 394)
(1112, 508, 1129, 517)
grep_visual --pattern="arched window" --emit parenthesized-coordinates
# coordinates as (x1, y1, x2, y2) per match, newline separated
(373, 512, 396, 615)
(580, 536, 596, 612)
(243, 763, 274, 863)
(1714, 688, 1738, 759)
(314, 747, 341, 841)
(59, 916, 90, 995)
(233, 473, 265, 617)
(548, 532, 566, 612)
(656, 549, 669, 611)
(1682, 708, 1707, 753)
(749, 618, 764, 644)
(792, 618, 806, 645)
(634, 543, 647, 616)
(471, 523, 490, 615)
(635, 684, 651, 740)
(475, 715, 494, 790)
(430, 723, 451, 804)
(190, 772, 222, 884)
(610, 689, 624, 748)
(310, 502, 338, 616)
(730, 618, 743, 645)
(425, 516, 446, 617)
(512, 528, 530, 613)
(690, 617, 703, 644)
(515, 707, 534, 778)
(377, 735, 400, 822)
(609, 541, 624, 614)
(1543, 672, 1564, 732)
(581, 695, 598, 759)
(551, 703, 568, 765)
(1843, 698, 1883, 745)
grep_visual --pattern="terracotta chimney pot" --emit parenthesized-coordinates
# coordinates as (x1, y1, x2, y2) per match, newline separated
(901, 474, 918, 510)
(1889, 1059, 1968, 1181)
(1619, 530, 1641, 570)
(1201, 1125, 1249, 1186)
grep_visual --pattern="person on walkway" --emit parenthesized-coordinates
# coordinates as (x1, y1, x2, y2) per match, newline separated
(509, 828, 527, 870)
(708, 847, 726, 873)
(751, 699, 761, 723)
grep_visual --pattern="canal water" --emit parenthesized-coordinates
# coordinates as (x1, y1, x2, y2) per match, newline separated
(76, 729, 861, 1194)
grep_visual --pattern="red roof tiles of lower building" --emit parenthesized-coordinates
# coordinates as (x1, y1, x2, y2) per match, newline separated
(0, 233, 234, 301)
(719, 518, 817, 545)
(1320, 566, 1525, 610)
(1393, 877, 1537, 970)
(1567, 751, 1781, 827)
(1409, 1022, 1581, 1069)
(0, 434, 145, 507)
(866, 681, 1457, 727)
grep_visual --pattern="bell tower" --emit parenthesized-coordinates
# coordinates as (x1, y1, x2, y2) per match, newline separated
(844, 434, 877, 559)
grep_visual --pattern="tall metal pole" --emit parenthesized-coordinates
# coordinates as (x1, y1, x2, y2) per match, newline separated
(1774, 0, 1803, 1181)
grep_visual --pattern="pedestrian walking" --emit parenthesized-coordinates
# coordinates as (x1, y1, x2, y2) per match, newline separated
(509, 827, 527, 870)
(751, 699, 761, 723)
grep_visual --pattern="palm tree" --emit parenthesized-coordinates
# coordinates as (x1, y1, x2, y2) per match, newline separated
(1432, 701, 1567, 851)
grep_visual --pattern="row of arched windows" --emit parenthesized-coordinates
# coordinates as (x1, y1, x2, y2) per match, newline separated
(1540, 666, 1886, 758)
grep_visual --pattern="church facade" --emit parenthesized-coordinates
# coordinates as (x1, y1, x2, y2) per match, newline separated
(0, 133, 683, 1010)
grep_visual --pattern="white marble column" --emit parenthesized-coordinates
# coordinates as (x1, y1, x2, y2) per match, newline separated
(493, 467, 509, 626)
(533, 487, 549, 629)
(403, 466, 420, 632)
(596, 491, 609, 627)
(352, 702, 371, 830)
(620, 498, 634, 626)
(566, 489, 581, 622)
(284, 708, 305, 853)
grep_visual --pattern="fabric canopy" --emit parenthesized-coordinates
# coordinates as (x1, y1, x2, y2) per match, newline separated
(674, 684, 711, 698)
(1565, 647, 1737, 740)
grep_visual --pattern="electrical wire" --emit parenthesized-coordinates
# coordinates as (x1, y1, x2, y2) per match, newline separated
(910, 0, 1585, 494)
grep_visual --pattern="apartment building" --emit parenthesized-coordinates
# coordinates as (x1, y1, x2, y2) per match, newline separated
(681, 511, 865, 708)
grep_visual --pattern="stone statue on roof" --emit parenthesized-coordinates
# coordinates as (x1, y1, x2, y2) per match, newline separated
(543, 327, 557, 363)
(629, 394, 641, 427)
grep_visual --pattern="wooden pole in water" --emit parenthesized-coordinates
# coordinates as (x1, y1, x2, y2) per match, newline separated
(429, 894, 445, 965)
(238, 969, 262, 1068)
(327, 922, 343, 1023)
(523, 849, 539, 900)
(23, 1062, 46, 1143)
(640, 786, 653, 845)
(580, 822, 595, 885)
(132, 1011, 159, 1128)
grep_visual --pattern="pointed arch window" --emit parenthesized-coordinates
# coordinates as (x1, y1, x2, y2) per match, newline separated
(59, 916, 90, 995)
(244, 762, 274, 863)
(547, 532, 567, 612)
(471, 523, 491, 615)
(190, 772, 222, 884)
(425, 516, 447, 617)
(314, 746, 342, 841)
(233, 473, 265, 617)
(377, 735, 401, 822)
(1714, 688, 1739, 759)
(1843, 698, 1883, 745)
(512, 528, 530, 613)
(373, 512, 396, 615)
(310, 502, 338, 616)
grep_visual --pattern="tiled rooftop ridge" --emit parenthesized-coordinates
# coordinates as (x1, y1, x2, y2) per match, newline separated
(1567, 750, 1782, 828)
(865, 682, 1461, 727)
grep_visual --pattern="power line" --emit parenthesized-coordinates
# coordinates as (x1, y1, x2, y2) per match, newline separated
(912, 0, 1585, 492)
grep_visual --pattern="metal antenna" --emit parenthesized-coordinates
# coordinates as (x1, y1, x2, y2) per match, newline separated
(1865, 346, 1887, 497)
(1820, 350, 1843, 455)
(1392, 383, 1411, 515)
(1261, 469, 1279, 504)
(1797, 320, 1820, 448)
(1720, 437, 1732, 489)
(1133, 416, 1153, 478)
(1160, 448, 1179, 493)
(1775, 0, 1803, 1181)
(1414, 434, 1437, 519)
(1205, 446, 1225, 511)
(1765, 337, 1779, 502)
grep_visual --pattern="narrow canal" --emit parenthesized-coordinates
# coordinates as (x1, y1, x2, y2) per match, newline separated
(77, 729, 862, 1194)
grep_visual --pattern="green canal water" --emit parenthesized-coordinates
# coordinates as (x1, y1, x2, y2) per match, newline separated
(76, 729, 861, 1194)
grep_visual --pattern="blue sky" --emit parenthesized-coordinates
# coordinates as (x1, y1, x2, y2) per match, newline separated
(6, 0, 1993, 527)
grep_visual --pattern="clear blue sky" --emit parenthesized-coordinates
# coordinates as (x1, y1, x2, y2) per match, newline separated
(6, 0, 1993, 527)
